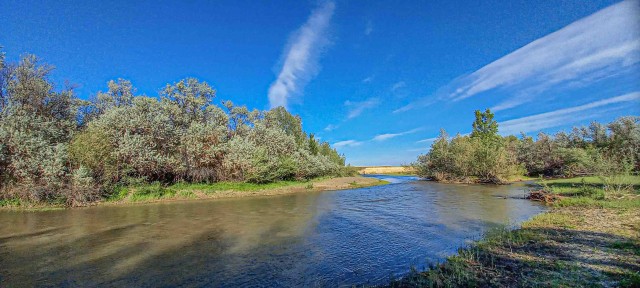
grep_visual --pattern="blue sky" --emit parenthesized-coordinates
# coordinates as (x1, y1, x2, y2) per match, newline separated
(1, 0, 639, 166)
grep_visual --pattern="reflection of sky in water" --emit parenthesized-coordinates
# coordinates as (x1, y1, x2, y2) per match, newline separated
(0, 176, 545, 287)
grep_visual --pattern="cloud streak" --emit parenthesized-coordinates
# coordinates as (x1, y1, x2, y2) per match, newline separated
(416, 137, 438, 143)
(365, 20, 373, 36)
(268, 1, 335, 109)
(499, 91, 640, 135)
(345, 97, 380, 119)
(397, 0, 640, 113)
(373, 128, 422, 141)
(333, 127, 423, 150)
(453, 0, 639, 107)
(333, 140, 362, 148)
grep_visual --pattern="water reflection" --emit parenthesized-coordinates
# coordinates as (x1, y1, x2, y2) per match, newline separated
(0, 176, 544, 287)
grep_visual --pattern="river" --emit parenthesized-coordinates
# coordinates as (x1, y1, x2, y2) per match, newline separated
(0, 175, 545, 287)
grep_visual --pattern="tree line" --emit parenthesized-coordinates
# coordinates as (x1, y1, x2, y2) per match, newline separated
(0, 51, 347, 206)
(413, 109, 639, 183)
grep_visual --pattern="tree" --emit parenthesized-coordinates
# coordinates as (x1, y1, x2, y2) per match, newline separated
(0, 54, 78, 197)
(308, 134, 319, 155)
(471, 109, 499, 141)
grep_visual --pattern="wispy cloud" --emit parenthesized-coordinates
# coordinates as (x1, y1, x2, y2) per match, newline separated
(416, 137, 438, 143)
(345, 97, 380, 119)
(365, 20, 373, 36)
(362, 76, 374, 83)
(499, 91, 640, 135)
(332, 127, 423, 150)
(333, 140, 362, 148)
(268, 1, 335, 109)
(397, 0, 640, 113)
(324, 124, 338, 131)
(323, 96, 379, 134)
(373, 128, 422, 141)
(394, 98, 437, 114)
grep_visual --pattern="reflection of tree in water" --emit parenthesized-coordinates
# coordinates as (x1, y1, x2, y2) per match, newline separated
(0, 193, 322, 287)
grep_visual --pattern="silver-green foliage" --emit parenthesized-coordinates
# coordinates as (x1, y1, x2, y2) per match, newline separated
(414, 129, 521, 183)
(0, 55, 77, 193)
(414, 110, 639, 182)
(0, 51, 346, 205)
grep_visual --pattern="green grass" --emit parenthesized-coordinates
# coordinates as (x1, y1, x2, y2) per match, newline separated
(388, 174, 640, 287)
(105, 179, 316, 203)
(610, 241, 640, 256)
(536, 175, 640, 208)
(543, 175, 640, 185)
(555, 196, 640, 208)
(129, 184, 177, 202)
(169, 180, 303, 194)
(0, 197, 66, 211)
(0, 197, 23, 207)
(106, 186, 130, 202)
(523, 212, 581, 229)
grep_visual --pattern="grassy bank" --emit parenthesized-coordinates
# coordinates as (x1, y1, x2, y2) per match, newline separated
(389, 176, 640, 287)
(0, 176, 390, 210)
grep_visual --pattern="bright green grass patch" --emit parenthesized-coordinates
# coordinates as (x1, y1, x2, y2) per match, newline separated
(106, 186, 130, 202)
(536, 176, 640, 207)
(543, 175, 640, 185)
(177, 190, 197, 198)
(0, 198, 66, 211)
(477, 226, 543, 247)
(0, 198, 23, 207)
(129, 184, 177, 202)
(169, 180, 304, 194)
(555, 197, 640, 208)
(523, 212, 581, 229)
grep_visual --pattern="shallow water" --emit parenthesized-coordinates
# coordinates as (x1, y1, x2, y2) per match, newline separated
(0, 175, 544, 287)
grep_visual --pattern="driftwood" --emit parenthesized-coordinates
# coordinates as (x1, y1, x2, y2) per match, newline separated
(526, 189, 563, 203)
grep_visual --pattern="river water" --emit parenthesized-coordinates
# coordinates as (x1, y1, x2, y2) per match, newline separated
(0, 175, 544, 287)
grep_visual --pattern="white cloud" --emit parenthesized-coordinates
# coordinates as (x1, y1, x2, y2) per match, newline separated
(345, 97, 380, 119)
(455, 0, 640, 107)
(365, 20, 373, 36)
(372, 128, 422, 141)
(393, 97, 437, 113)
(362, 76, 374, 83)
(268, 1, 335, 109)
(391, 81, 406, 91)
(372, 134, 399, 141)
(398, 0, 640, 112)
(333, 140, 362, 148)
(416, 137, 438, 143)
(324, 124, 338, 131)
(499, 91, 640, 135)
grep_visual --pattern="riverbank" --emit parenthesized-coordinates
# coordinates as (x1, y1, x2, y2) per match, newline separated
(358, 166, 417, 176)
(0, 176, 389, 211)
(389, 176, 640, 287)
